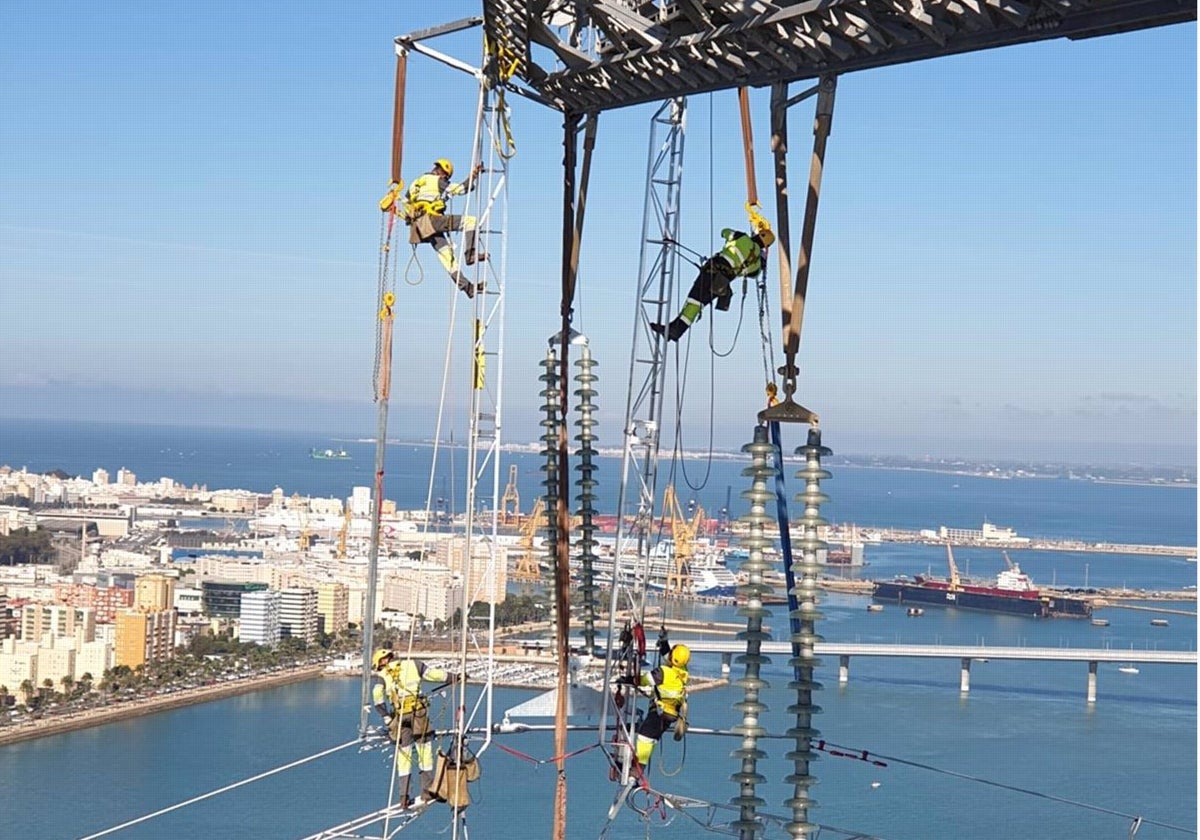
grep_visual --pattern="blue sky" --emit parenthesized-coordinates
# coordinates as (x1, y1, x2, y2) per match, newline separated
(0, 4, 1195, 466)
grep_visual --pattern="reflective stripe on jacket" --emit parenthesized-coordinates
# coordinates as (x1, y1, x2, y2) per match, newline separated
(406, 171, 471, 218)
(718, 228, 764, 278)
(373, 659, 449, 714)
(641, 664, 688, 716)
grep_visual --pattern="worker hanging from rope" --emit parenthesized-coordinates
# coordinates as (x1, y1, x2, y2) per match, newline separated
(402, 158, 487, 298)
(653, 226, 775, 341)
(371, 648, 465, 809)
(618, 639, 690, 767)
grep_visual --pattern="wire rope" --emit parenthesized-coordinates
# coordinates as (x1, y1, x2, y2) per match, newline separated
(76, 739, 360, 840)
(839, 743, 1197, 836)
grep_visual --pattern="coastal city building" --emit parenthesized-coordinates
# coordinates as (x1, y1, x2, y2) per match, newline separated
(0, 637, 37, 692)
(240, 590, 281, 646)
(134, 574, 175, 612)
(315, 582, 349, 635)
(114, 608, 176, 669)
(53, 582, 134, 623)
(278, 588, 317, 644)
(382, 567, 463, 622)
(437, 538, 508, 605)
(201, 580, 267, 618)
(19, 603, 96, 646)
(349, 486, 371, 517)
(174, 587, 204, 615)
(92, 468, 109, 486)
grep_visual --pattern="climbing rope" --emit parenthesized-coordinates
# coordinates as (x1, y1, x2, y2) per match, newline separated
(404, 245, 425, 286)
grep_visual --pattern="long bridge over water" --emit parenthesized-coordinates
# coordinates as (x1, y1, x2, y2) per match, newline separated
(411, 638, 1196, 704)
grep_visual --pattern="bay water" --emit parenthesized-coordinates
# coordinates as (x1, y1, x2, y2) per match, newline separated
(0, 419, 1195, 838)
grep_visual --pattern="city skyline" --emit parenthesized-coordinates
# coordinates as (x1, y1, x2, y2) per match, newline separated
(1, 4, 1194, 468)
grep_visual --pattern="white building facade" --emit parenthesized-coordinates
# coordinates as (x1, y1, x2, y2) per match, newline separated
(239, 590, 281, 647)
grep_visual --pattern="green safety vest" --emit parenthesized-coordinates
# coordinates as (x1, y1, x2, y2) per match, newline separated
(718, 228, 764, 278)
(373, 659, 449, 714)
(641, 664, 689, 716)
(405, 172, 470, 218)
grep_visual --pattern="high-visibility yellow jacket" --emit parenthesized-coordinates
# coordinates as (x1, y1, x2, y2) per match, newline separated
(373, 659, 450, 715)
(405, 171, 472, 219)
(717, 228, 765, 278)
(640, 663, 688, 717)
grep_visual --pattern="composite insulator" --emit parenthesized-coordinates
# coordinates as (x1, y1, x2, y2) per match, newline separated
(539, 352, 561, 631)
(783, 426, 832, 840)
(729, 424, 778, 840)
(574, 348, 599, 650)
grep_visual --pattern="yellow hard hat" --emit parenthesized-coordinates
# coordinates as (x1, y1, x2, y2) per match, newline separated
(371, 648, 393, 670)
(434, 158, 454, 177)
(756, 228, 776, 249)
(670, 644, 691, 668)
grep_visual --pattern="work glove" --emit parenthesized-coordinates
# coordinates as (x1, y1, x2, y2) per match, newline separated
(616, 675, 637, 686)
(657, 638, 672, 658)
(383, 714, 395, 727)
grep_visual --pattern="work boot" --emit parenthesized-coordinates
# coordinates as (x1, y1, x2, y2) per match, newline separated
(651, 319, 688, 342)
(465, 250, 488, 266)
(455, 277, 476, 299)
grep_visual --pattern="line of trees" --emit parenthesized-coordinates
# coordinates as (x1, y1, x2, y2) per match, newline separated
(0, 528, 54, 566)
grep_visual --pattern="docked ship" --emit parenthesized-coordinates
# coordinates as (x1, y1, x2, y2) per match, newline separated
(872, 547, 1092, 618)
(310, 447, 350, 460)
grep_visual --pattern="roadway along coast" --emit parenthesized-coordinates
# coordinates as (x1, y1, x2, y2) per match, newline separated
(0, 665, 325, 748)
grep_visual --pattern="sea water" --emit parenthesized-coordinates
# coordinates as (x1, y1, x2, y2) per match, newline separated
(0, 419, 1194, 838)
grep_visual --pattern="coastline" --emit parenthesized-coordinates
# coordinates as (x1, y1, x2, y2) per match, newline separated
(0, 665, 324, 748)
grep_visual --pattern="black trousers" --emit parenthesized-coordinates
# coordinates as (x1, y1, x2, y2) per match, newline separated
(686, 257, 737, 312)
(637, 705, 678, 742)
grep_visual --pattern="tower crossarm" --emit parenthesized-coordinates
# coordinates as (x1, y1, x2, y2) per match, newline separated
(483, 0, 1195, 113)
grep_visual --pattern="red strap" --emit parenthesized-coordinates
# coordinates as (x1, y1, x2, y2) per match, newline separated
(495, 741, 601, 766)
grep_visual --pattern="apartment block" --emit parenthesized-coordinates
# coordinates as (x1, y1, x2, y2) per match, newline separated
(315, 582, 349, 635)
(435, 537, 508, 606)
(20, 603, 96, 646)
(35, 642, 75, 688)
(239, 590, 281, 646)
(53, 583, 134, 623)
(279, 588, 318, 644)
(201, 580, 267, 618)
(382, 567, 463, 622)
(134, 574, 175, 612)
(0, 637, 37, 693)
(75, 640, 112, 682)
(174, 587, 203, 614)
(114, 609, 176, 669)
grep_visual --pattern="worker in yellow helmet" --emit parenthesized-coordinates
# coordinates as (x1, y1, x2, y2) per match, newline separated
(371, 648, 465, 809)
(652, 227, 775, 341)
(403, 159, 486, 298)
(627, 643, 690, 767)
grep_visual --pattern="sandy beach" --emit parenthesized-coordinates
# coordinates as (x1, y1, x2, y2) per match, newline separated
(0, 665, 325, 748)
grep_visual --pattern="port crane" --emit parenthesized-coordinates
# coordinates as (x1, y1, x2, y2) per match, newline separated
(947, 545, 963, 591)
(660, 484, 704, 597)
(500, 464, 520, 525)
(511, 498, 544, 582)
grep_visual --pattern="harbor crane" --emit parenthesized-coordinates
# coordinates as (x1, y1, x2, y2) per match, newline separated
(512, 498, 545, 582)
(661, 484, 704, 597)
(947, 544, 963, 591)
(500, 464, 521, 524)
